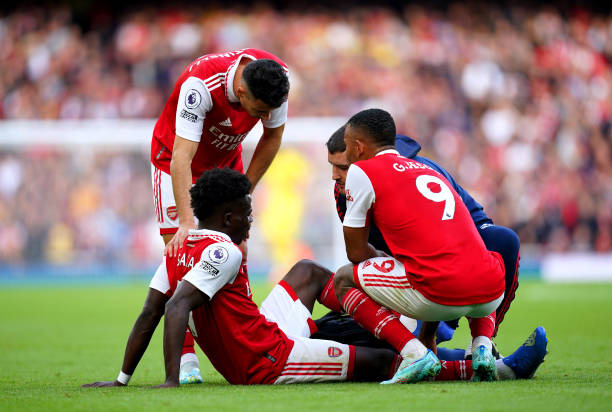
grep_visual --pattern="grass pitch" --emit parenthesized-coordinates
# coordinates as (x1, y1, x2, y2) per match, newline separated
(1, 280, 611, 412)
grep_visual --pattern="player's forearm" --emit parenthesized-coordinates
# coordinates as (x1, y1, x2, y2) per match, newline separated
(170, 155, 195, 226)
(245, 131, 282, 192)
(162, 302, 190, 384)
(344, 226, 378, 263)
(346, 243, 378, 264)
(120, 310, 163, 375)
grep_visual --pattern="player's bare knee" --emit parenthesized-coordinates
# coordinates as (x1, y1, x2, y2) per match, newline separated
(334, 263, 355, 302)
(283, 259, 329, 290)
(141, 302, 164, 321)
(142, 289, 167, 320)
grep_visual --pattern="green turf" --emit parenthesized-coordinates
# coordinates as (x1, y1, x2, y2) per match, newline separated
(1, 280, 611, 411)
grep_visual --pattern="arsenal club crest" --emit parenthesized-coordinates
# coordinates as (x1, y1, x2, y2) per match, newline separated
(167, 206, 178, 221)
(328, 347, 343, 358)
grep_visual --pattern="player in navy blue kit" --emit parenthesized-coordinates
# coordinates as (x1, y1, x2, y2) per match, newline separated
(326, 124, 521, 360)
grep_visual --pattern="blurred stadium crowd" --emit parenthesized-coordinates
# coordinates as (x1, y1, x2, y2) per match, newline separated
(0, 3, 611, 266)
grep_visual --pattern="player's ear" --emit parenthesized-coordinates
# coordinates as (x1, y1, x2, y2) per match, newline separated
(236, 84, 248, 99)
(223, 211, 233, 227)
(356, 139, 366, 157)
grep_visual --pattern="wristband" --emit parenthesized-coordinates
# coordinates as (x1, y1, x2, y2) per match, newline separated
(117, 371, 132, 385)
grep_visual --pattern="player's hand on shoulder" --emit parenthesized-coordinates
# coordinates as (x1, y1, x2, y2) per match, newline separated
(165, 223, 196, 258)
(82, 380, 126, 388)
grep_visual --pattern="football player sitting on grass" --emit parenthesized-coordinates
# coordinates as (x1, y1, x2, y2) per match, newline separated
(83, 168, 547, 387)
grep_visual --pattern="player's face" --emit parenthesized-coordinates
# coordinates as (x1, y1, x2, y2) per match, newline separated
(238, 88, 274, 121)
(328, 151, 350, 195)
(344, 124, 363, 164)
(228, 195, 253, 244)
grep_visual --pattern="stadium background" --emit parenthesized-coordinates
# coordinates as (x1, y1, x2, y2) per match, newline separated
(0, 1, 611, 283)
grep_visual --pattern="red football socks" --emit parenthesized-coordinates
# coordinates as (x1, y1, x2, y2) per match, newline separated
(181, 329, 196, 356)
(434, 359, 474, 381)
(341, 288, 414, 352)
(318, 273, 342, 312)
(468, 312, 496, 339)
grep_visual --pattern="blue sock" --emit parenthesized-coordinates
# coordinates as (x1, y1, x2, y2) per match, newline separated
(436, 321, 456, 344)
(437, 347, 466, 361)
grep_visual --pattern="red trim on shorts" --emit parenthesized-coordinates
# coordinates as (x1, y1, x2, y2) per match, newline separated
(280, 371, 343, 376)
(362, 282, 411, 289)
(155, 168, 163, 223)
(307, 318, 318, 335)
(280, 362, 343, 377)
(347, 345, 356, 381)
(352, 264, 362, 289)
(279, 280, 299, 301)
(160, 227, 178, 235)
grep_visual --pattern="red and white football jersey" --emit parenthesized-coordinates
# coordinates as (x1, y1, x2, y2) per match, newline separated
(151, 48, 289, 181)
(166, 229, 294, 384)
(343, 150, 504, 306)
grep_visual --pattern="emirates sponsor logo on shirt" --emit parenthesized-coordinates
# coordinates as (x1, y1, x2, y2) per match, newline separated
(209, 126, 248, 151)
(328, 347, 343, 358)
(167, 206, 178, 221)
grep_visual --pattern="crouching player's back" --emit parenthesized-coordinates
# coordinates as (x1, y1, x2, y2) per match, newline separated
(349, 153, 505, 307)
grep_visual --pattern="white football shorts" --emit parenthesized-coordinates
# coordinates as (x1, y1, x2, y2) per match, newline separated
(151, 164, 199, 236)
(353, 256, 504, 321)
(260, 280, 355, 383)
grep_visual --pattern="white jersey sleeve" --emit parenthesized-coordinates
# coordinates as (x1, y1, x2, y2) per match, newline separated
(262, 100, 288, 129)
(175, 76, 213, 142)
(343, 164, 375, 228)
(183, 242, 242, 299)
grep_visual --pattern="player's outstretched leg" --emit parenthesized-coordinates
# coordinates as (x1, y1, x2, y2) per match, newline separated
(497, 327, 548, 379)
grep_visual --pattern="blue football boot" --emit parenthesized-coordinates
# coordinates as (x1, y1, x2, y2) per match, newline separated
(502, 327, 548, 379)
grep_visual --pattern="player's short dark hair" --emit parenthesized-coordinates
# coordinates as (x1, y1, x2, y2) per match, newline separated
(326, 125, 347, 154)
(242, 59, 289, 108)
(347, 109, 396, 147)
(190, 168, 252, 221)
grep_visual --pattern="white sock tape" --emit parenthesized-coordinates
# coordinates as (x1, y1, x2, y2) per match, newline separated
(117, 371, 132, 385)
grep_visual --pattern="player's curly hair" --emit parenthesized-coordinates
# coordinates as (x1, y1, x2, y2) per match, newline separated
(347, 109, 396, 147)
(242, 59, 289, 108)
(326, 124, 347, 154)
(190, 168, 252, 221)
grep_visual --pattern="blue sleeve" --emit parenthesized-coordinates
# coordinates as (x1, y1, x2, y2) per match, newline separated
(413, 156, 493, 226)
